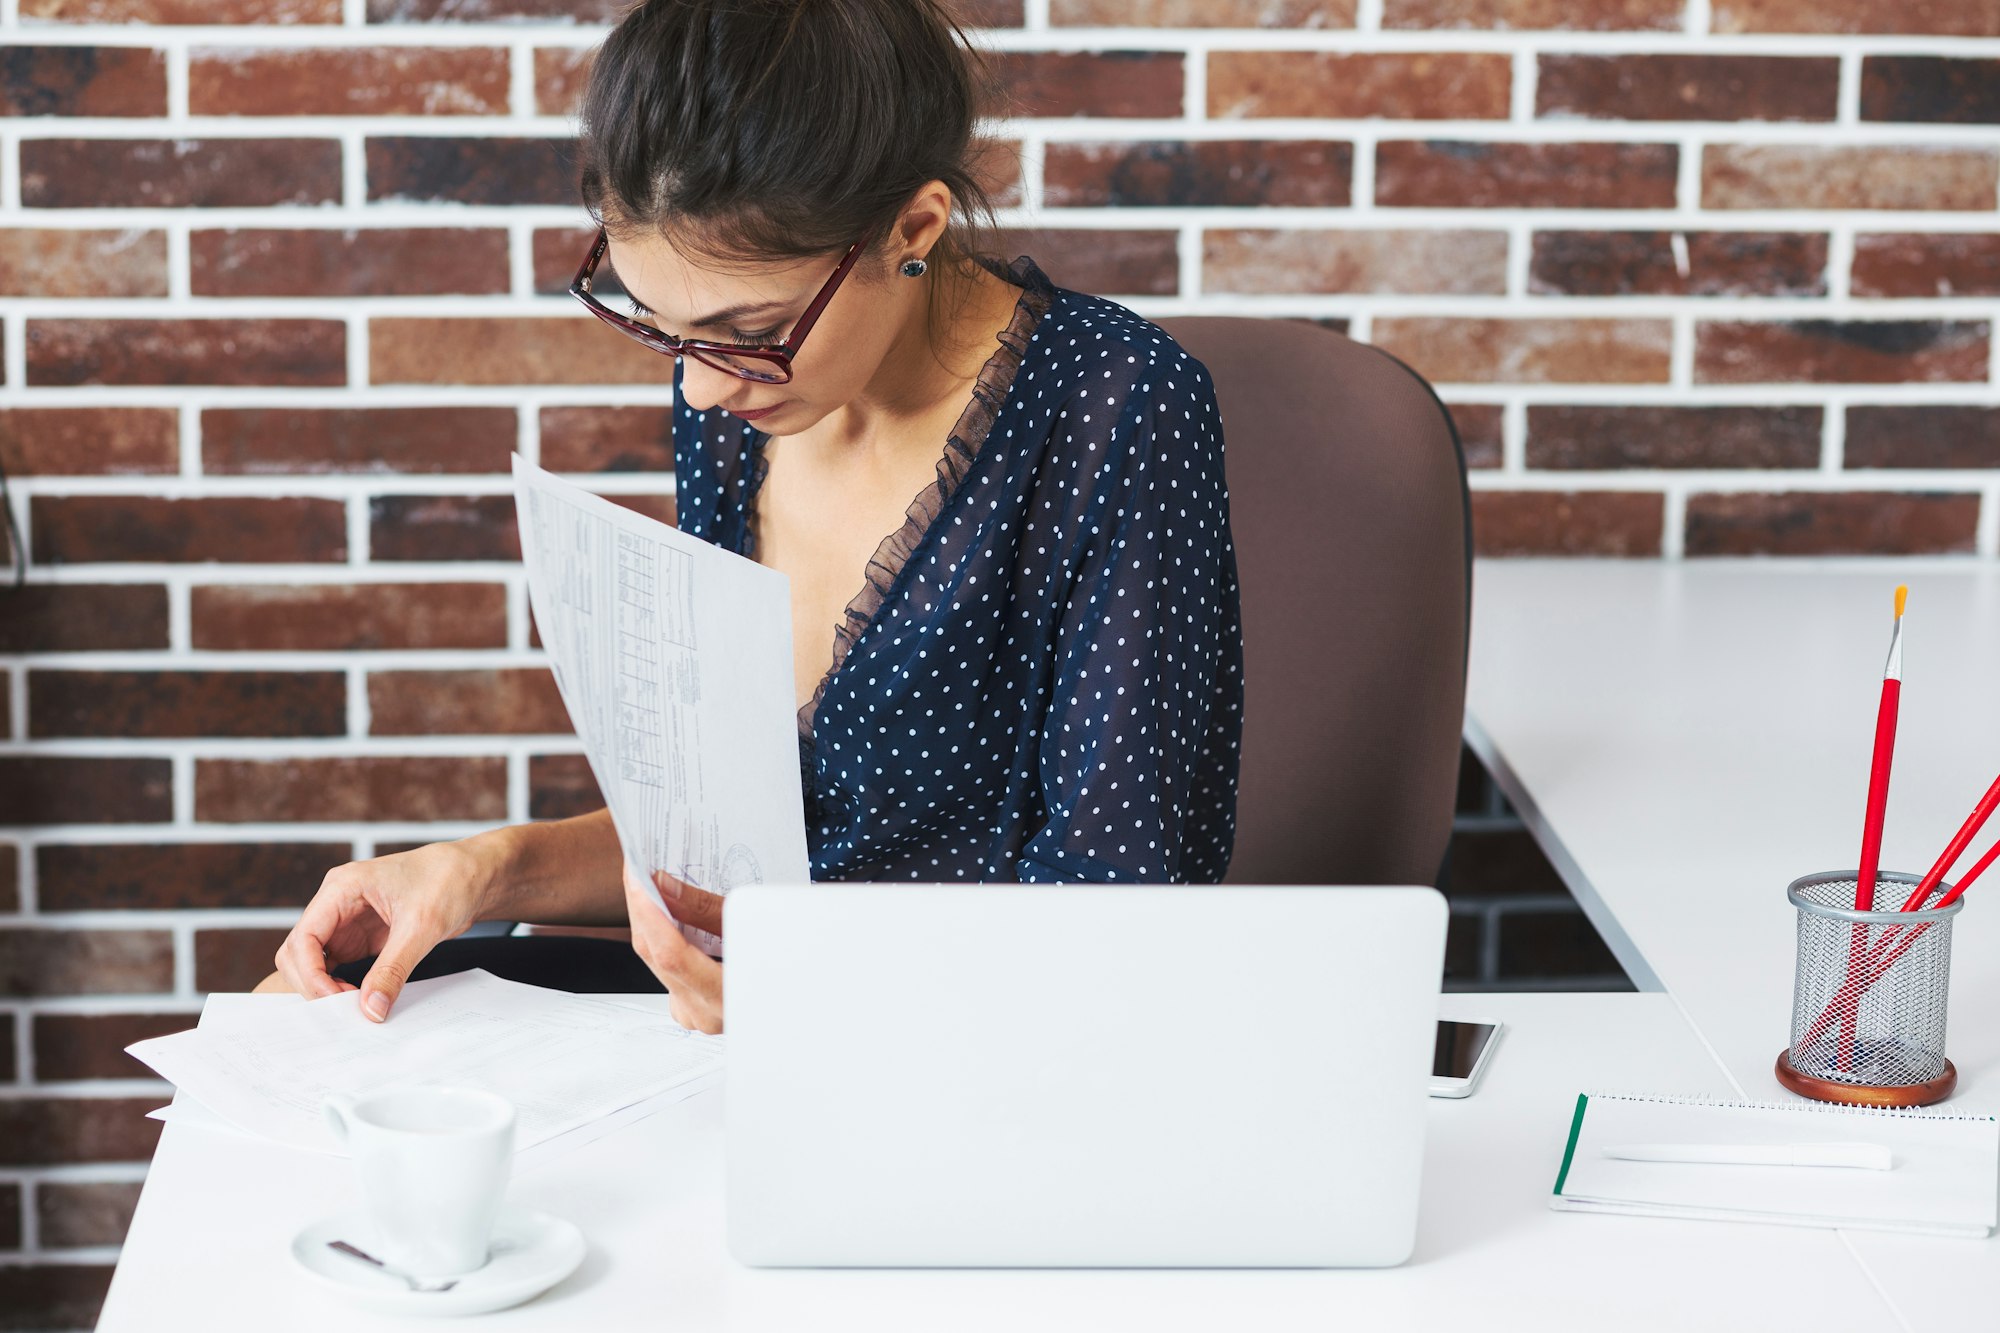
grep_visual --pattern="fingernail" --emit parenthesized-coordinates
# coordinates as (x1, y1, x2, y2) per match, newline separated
(655, 873, 682, 902)
(364, 991, 390, 1022)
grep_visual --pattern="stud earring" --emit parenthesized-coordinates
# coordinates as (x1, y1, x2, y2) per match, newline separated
(900, 257, 928, 278)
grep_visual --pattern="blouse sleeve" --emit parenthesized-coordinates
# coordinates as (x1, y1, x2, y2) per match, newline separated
(1015, 349, 1241, 884)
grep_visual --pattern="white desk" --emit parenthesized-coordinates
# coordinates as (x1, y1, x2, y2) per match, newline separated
(97, 993, 1890, 1333)
(99, 558, 2000, 1330)
(1468, 560, 2000, 1330)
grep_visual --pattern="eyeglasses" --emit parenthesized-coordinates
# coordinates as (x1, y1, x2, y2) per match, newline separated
(569, 227, 872, 385)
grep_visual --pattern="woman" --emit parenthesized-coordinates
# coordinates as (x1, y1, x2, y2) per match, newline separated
(263, 0, 1242, 1032)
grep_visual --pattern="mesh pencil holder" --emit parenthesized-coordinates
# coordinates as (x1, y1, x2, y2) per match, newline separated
(1776, 870, 1963, 1108)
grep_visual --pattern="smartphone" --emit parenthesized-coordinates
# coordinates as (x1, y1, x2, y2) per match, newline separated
(1428, 1018, 1503, 1098)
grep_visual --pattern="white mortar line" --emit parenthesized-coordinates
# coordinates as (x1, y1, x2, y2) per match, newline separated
(1510, 48, 1536, 124)
(1822, 402, 1845, 474)
(1837, 48, 1863, 126)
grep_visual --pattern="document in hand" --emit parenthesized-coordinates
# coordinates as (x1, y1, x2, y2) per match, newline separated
(512, 456, 811, 949)
(126, 970, 725, 1156)
(1552, 1092, 1999, 1238)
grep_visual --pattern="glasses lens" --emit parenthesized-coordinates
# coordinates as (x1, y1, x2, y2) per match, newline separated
(690, 346, 791, 384)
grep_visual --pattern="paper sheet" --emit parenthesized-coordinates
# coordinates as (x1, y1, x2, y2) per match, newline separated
(512, 456, 809, 949)
(125, 970, 725, 1156)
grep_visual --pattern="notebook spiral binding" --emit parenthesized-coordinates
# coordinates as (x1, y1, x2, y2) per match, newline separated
(1589, 1091, 1997, 1122)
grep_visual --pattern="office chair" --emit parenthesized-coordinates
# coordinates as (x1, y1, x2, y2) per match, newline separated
(1160, 318, 1471, 889)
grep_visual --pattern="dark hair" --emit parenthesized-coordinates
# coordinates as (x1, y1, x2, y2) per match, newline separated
(576, 0, 1000, 281)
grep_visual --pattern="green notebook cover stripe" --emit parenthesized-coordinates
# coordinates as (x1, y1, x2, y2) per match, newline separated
(1554, 1093, 1589, 1195)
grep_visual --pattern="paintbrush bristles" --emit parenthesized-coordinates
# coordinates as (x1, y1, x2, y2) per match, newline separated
(1895, 584, 1908, 619)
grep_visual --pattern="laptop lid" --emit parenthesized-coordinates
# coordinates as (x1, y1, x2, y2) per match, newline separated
(724, 884, 1447, 1268)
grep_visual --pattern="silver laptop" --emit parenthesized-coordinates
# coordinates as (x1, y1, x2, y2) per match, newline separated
(724, 884, 1447, 1268)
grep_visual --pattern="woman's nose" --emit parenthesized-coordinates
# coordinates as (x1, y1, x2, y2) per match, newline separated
(677, 358, 736, 413)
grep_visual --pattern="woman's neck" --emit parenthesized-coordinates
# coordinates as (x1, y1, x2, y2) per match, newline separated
(811, 262, 1020, 456)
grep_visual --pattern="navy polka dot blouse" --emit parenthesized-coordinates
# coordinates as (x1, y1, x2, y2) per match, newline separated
(673, 258, 1242, 884)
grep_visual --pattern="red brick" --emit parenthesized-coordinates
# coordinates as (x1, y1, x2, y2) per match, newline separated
(1531, 230, 1827, 298)
(194, 582, 508, 652)
(1686, 491, 1981, 556)
(0, 407, 177, 475)
(540, 407, 676, 473)
(529, 753, 601, 820)
(368, 668, 571, 736)
(1527, 405, 1823, 469)
(0, 845, 16, 914)
(1703, 146, 1998, 211)
(0, 227, 167, 299)
(0, 929, 173, 997)
(37, 841, 350, 912)
(192, 228, 509, 298)
(1055, 0, 1352, 22)
(203, 406, 514, 476)
(995, 229, 1179, 296)
(0, 758, 171, 826)
(1852, 234, 2000, 299)
(26, 319, 346, 388)
(1472, 491, 1664, 557)
(367, 136, 577, 206)
(1209, 52, 1509, 120)
(33, 1013, 190, 1081)
(372, 317, 672, 386)
(1695, 320, 1990, 385)
(1204, 229, 1506, 295)
(0, 586, 170, 653)
(1496, 903, 1624, 980)
(32, 496, 347, 564)
(0, 1264, 116, 1331)
(29, 670, 346, 739)
(1846, 406, 2000, 470)
(194, 926, 295, 993)
(1861, 57, 2000, 125)
(190, 46, 509, 116)
(1446, 403, 1504, 470)
(991, 52, 1183, 118)
(196, 756, 508, 823)
(533, 46, 590, 116)
(1448, 826, 1569, 898)
(1045, 141, 1350, 208)
(37, 1182, 145, 1248)
(952, 0, 1025, 23)
(370, 494, 519, 562)
(0, 1098, 160, 1164)
(0, 1183, 13, 1245)
(367, 0, 625, 17)
(1386, 0, 1682, 27)
(1536, 55, 1836, 121)
(1376, 141, 1679, 209)
(1373, 318, 1673, 384)
(0, 45, 167, 117)
(1713, 0, 2000, 36)
(20, 138, 341, 209)
(26, 0, 338, 18)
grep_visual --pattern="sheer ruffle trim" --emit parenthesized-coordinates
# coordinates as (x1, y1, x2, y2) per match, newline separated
(796, 256, 1055, 738)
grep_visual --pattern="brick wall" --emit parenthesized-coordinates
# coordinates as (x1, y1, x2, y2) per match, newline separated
(2, 0, 1997, 1325)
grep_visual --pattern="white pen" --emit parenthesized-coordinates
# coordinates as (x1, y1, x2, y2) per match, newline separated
(1604, 1142, 1894, 1170)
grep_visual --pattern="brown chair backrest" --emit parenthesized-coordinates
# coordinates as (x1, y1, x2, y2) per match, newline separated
(1161, 318, 1470, 888)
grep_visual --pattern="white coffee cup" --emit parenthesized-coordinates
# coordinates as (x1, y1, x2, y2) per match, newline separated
(322, 1086, 516, 1277)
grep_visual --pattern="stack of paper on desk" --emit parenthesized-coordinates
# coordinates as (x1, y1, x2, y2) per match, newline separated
(127, 970, 724, 1158)
(1552, 1092, 1999, 1238)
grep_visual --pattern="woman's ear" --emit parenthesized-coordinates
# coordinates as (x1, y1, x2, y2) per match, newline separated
(891, 180, 955, 264)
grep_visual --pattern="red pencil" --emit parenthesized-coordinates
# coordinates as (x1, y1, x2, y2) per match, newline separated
(1837, 585, 1906, 1070)
(1854, 584, 1908, 912)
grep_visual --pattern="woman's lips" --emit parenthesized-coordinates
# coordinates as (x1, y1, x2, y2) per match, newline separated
(729, 404, 780, 422)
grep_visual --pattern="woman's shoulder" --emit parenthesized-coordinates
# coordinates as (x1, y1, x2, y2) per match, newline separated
(1014, 270, 1215, 419)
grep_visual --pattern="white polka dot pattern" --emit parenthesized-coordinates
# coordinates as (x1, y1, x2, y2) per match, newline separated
(673, 260, 1243, 884)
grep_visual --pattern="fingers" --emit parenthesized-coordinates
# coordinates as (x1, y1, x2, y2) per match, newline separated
(355, 920, 436, 1023)
(653, 870, 726, 938)
(275, 914, 341, 1000)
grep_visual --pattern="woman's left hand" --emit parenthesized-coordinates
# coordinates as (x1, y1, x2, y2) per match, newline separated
(622, 864, 726, 1034)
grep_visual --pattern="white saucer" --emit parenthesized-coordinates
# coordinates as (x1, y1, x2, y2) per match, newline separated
(289, 1207, 586, 1317)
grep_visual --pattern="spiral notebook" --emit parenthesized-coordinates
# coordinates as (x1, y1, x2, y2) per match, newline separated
(1552, 1092, 1999, 1238)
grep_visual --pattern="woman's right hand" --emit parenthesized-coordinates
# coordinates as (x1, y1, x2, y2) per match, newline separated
(273, 839, 501, 1022)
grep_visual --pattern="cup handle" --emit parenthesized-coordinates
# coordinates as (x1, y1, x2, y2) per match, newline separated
(322, 1093, 358, 1146)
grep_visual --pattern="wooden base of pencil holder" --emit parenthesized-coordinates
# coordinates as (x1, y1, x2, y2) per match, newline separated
(1775, 1050, 1957, 1108)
